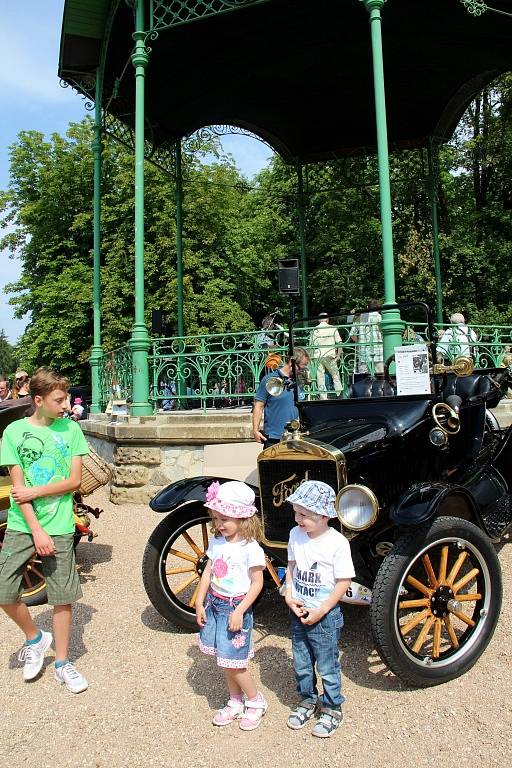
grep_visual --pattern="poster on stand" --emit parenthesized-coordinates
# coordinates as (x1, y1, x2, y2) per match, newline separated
(394, 344, 431, 396)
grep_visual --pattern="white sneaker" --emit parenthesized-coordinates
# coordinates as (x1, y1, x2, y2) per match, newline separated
(18, 631, 53, 681)
(54, 662, 88, 693)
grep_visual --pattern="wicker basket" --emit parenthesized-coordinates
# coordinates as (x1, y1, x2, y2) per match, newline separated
(79, 450, 112, 496)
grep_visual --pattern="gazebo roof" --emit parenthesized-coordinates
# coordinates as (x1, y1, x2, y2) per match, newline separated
(59, 0, 512, 163)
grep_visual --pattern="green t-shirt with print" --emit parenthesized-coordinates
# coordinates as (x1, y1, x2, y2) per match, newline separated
(0, 417, 89, 535)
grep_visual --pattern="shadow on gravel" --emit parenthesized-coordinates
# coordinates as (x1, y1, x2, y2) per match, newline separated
(8, 602, 96, 671)
(254, 646, 296, 707)
(76, 543, 113, 584)
(139, 583, 409, 694)
(256, 591, 409, 693)
(186, 645, 230, 708)
(340, 604, 409, 692)
(140, 604, 190, 634)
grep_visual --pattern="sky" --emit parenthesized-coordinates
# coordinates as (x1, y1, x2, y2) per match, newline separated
(0, 0, 273, 345)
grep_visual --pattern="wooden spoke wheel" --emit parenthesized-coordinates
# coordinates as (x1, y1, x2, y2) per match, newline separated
(370, 516, 502, 687)
(0, 512, 48, 606)
(142, 506, 211, 631)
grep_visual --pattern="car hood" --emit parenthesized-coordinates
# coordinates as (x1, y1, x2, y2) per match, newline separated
(307, 419, 388, 454)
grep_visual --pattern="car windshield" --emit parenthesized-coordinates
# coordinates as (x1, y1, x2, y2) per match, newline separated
(290, 302, 435, 401)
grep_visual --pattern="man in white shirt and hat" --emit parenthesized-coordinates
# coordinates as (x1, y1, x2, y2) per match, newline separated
(437, 312, 477, 361)
(309, 313, 343, 399)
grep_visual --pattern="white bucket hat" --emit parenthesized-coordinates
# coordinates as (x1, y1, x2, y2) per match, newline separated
(287, 480, 336, 518)
(204, 480, 258, 518)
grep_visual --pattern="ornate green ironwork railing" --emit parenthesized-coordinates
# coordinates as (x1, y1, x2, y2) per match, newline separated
(98, 345, 133, 408)
(149, 0, 272, 33)
(97, 323, 512, 411)
(149, 330, 284, 411)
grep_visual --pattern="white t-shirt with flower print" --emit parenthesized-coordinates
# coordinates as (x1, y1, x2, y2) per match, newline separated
(206, 536, 266, 598)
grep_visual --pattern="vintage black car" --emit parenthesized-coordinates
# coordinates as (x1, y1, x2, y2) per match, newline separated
(142, 303, 512, 687)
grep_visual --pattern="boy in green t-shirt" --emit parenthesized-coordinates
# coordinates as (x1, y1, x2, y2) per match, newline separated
(0, 367, 89, 693)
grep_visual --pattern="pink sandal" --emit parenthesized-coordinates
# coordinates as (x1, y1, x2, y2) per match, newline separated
(239, 693, 268, 731)
(212, 697, 245, 726)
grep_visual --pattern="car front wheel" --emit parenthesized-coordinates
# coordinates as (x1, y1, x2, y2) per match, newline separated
(142, 506, 212, 631)
(370, 516, 502, 687)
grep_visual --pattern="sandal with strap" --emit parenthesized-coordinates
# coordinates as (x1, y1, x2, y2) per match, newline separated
(312, 707, 344, 738)
(239, 693, 268, 731)
(287, 700, 317, 730)
(212, 697, 245, 726)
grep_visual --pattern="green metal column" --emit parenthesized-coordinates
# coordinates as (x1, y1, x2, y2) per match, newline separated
(128, 0, 152, 415)
(427, 139, 443, 324)
(362, 0, 402, 358)
(296, 161, 308, 318)
(175, 139, 184, 338)
(90, 67, 103, 413)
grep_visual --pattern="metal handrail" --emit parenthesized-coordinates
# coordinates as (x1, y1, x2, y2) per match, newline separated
(97, 323, 512, 411)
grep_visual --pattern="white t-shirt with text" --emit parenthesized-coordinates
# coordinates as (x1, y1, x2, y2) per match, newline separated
(206, 536, 266, 598)
(287, 525, 355, 609)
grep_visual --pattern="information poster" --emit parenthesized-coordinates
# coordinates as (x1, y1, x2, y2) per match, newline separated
(394, 344, 431, 396)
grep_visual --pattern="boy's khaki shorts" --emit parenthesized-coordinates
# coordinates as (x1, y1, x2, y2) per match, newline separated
(0, 531, 82, 605)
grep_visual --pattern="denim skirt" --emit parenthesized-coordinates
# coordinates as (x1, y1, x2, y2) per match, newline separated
(198, 592, 254, 669)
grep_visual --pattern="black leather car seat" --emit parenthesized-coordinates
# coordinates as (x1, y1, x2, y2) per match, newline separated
(346, 377, 396, 398)
(440, 374, 494, 403)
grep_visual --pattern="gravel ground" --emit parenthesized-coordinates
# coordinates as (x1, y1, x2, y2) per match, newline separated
(1, 488, 511, 768)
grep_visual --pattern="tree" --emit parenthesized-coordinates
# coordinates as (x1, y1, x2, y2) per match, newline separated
(0, 330, 17, 377)
(3, 75, 512, 388)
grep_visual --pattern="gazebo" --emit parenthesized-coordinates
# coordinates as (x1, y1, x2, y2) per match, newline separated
(58, 0, 512, 414)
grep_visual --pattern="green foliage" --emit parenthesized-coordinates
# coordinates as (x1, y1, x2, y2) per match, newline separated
(3, 74, 512, 385)
(0, 330, 17, 377)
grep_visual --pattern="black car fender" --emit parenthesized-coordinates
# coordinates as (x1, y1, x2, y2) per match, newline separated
(149, 476, 260, 514)
(390, 482, 483, 529)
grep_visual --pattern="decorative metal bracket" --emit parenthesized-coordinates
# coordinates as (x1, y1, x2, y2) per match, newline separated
(460, 0, 488, 14)
(59, 77, 96, 111)
(460, 0, 512, 18)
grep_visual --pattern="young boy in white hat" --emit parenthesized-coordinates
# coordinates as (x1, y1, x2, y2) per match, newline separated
(284, 480, 355, 737)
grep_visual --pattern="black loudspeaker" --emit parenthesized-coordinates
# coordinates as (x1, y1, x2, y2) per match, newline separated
(152, 309, 170, 336)
(278, 258, 300, 296)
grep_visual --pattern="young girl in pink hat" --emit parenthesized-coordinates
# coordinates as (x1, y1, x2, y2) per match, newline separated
(195, 480, 268, 730)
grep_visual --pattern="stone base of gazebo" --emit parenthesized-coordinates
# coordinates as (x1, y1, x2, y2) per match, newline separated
(81, 409, 260, 504)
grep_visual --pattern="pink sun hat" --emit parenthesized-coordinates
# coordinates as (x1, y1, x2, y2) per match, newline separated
(204, 480, 258, 518)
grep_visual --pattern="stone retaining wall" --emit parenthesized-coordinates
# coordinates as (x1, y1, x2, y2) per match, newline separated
(82, 410, 254, 504)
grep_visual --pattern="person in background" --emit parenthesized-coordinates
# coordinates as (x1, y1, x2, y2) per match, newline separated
(349, 300, 384, 375)
(437, 312, 477, 362)
(0, 375, 11, 401)
(309, 313, 343, 399)
(12, 371, 30, 399)
(71, 398, 85, 421)
(253, 348, 310, 449)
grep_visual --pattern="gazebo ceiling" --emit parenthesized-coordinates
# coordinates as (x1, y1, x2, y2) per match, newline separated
(59, 0, 512, 163)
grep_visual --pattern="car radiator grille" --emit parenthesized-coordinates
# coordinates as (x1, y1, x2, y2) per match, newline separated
(259, 458, 340, 544)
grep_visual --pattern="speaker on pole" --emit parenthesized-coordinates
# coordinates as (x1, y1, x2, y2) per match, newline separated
(278, 258, 300, 296)
(152, 309, 171, 337)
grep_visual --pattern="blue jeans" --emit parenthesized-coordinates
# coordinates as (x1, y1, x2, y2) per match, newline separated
(198, 593, 254, 668)
(290, 606, 344, 710)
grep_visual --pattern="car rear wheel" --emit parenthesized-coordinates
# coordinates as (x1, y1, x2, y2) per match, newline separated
(0, 512, 48, 606)
(370, 516, 502, 687)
